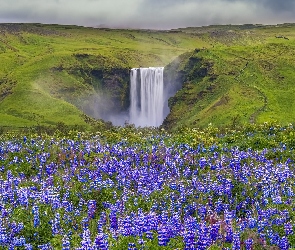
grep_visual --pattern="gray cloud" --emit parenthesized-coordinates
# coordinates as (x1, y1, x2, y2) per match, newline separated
(224, 0, 295, 11)
(0, 0, 294, 29)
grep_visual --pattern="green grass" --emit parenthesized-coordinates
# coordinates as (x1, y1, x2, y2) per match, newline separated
(0, 23, 206, 127)
(164, 25, 295, 129)
(1, 23, 295, 129)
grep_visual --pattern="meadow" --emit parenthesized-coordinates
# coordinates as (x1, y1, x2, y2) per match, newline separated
(1, 122, 295, 249)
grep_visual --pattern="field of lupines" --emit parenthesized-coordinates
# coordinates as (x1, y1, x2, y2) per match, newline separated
(1, 123, 295, 249)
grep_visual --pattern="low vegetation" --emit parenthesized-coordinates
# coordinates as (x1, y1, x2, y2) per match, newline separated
(0, 122, 295, 249)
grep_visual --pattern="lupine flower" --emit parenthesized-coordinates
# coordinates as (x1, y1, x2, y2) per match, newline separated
(197, 223, 211, 250)
(24, 243, 33, 250)
(32, 205, 40, 227)
(157, 224, 169, 246)
(87, 200, 96, 219)
(80, 228, 92, 249)
(0, 219, 8, 246)
(52, 212, 60, 235)
(225, 226, 233, 243)
(279, 236, 289, 250)
(128, 242, 137, 250)
(144, 230, 153, 240)
(121, 216, 133, 236)
(245, 238, 253, 250)
(248, 217, 256, 229)
(62, 235, 70, 250)
(210, 223, 220, 241)
(13, 236, 26, 247)
(272, 196, 282, 204)
(183, 229, 196, 250)
(284, 222, 293, 235)
(94, 232, 108, 250)
(232, 232, 240, 250)
(1, 130, 295, 249)
(109, 210, 118, 231)
(38, 243, 52, 250)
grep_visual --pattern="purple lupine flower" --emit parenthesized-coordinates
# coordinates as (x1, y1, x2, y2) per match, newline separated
(128, 242, 137, 250)
(122, 216, 133, 236)
(13, 236, 26, 247)
(210, 223, 220, 241)
(215, 199, 224, 214)
(87, 200, 96, 219)
(32, 205, 40, 227)
(24, 243, 33, 250)
(62, 235, 70, 250)
(268, 231, 280, 246)
(38, 243, 52, 250)
(0, 220, 8, 246)
(197, 223, 211, 250)
(199, 157, 207, 168)
(245, 238, 253, 250)
(146, 230, 154, 239)
(99, 212, 107, 226)
(183, 229, 196, 250)
(169, 212, 183, 238)
(81, 217, 89, 230)
(94, 232, 108, 250)
(134, 209, 145, 236)
(146, 212, 158, 231)
(198, 205, 207, 220)
(157, 224, 169, 246)
(284, 222, 293, 235)
(232, 232, 240, 250)
(97, 220, 104, 233)
(225, 225, 233, 243)
(17, 188, 29, 207)
(138, 237, 145, 246)
(272, 196, 282, 204)
(80, 228, 92, 249)
(279, 236, 289, 250)
(248, 217, 256, 229)
(52, 212, 60, 236)
(109, 211, 118, 231)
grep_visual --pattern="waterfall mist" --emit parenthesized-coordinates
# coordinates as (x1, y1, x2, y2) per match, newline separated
(85, 66, 179, 127)
(129, 67, 165, 127)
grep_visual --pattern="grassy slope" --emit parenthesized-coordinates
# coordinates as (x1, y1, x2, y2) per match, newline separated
(0, 23, 207, 127)
(1, 23, 295, 129)
(164, 24, 295, 129)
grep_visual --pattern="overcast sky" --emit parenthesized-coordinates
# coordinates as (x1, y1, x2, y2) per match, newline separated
(0, 0, 294, 29)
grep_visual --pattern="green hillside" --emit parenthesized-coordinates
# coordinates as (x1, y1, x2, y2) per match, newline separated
(1, 23, 295, 129)
(0, 23, 206, 128)
(164, 24, 295, 129)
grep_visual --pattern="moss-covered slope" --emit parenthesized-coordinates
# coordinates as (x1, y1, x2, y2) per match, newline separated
(163, 24, 295, 129)
(1, 23, 295, 129)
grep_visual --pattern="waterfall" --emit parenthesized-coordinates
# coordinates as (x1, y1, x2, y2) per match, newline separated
(129, 67, 164, 127)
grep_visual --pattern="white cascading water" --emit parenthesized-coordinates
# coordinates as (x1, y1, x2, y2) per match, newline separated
(129, 67, 164, 127)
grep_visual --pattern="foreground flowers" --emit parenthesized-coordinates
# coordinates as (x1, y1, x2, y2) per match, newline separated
(0, 126, 294, 249)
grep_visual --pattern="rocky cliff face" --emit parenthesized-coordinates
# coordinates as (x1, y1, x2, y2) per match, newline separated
(72, 67, 130, 118)
(162, 49, 212, 129)
(50, 53, 131, 124)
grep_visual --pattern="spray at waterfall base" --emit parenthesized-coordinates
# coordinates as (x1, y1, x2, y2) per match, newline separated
(89, 67, 179, 127)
